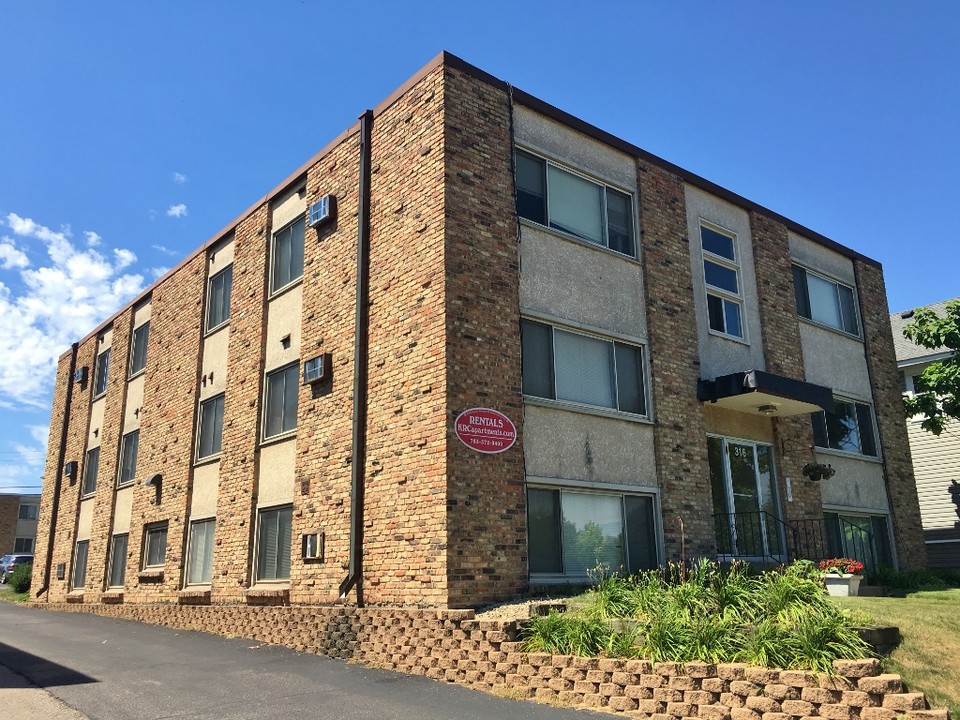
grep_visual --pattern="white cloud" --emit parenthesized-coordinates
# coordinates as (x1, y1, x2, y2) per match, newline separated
(0, 239, 30, 269)
(167, 204, 187, 218)
(150, 266, 170, 280)
(84, 231, 102, 247)
(0, 212, 145, 408)
(151, 244, 179, 257)
(173, 172, 188, 184)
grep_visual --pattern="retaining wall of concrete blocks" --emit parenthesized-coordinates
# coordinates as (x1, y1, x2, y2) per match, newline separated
(29, 602, 947, 719)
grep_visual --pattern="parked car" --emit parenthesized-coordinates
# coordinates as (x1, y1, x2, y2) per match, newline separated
(0, 554, 33, 583)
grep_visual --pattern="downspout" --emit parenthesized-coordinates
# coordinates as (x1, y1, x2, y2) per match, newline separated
(340, 109, 374, 606)
(37, 342, 78, 597)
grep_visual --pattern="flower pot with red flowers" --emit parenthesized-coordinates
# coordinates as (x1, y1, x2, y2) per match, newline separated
(819, 558, 865, 597)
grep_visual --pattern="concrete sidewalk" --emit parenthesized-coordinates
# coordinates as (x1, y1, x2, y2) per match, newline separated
(0, 662, 88, 720)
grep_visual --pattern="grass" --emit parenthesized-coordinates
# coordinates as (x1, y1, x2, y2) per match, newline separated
(832, 589, 960, 717)
(0, 584, 31, 603)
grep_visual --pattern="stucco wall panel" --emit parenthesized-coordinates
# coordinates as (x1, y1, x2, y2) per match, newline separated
(817, 455, 889, 512)
(199, 326, 229, 400)
(190, 464, 218, 519)
(122, 375, 144, 432)
(264, 285, 302, 371)
(112, 486, 133, 534)
(789, 231, 856, 286)
(523, 405, 656, 486)
(257, 440, 295, 508)
(519, 226, 646, 338)
(799, 324, 871, 399)
(684, 185, 764, 380)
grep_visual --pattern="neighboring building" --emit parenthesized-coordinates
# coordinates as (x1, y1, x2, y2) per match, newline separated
(0, 492, 41, 556)
(892, 299, 960, 568)
(33, 52, 924, 610)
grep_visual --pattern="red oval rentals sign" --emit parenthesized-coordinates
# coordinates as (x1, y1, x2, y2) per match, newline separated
(454, 407, 517, 454)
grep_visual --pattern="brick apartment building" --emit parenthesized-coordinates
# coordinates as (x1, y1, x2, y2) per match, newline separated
(33, 52, 924, 610)
(0, 493, 40, 556)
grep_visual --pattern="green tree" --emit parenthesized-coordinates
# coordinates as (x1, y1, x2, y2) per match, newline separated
(903, 300, 960, 435)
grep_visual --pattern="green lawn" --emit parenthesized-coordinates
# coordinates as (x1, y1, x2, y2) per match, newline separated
(0, 584, 30, 603)
(833, 590, 960, 717)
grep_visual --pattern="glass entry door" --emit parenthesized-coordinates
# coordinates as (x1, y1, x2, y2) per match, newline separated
(708, 437, 784, 561)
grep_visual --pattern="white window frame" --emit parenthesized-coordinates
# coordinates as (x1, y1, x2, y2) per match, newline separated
(514, 149, 637, 258)
(14, 537, 33, 553)
(792, 263, 861, 337)
(128, 321, 150, 378)
(269, 217, 305, 295)
(812, 397, 879, 458)
(108, 533, 128, 588)
(72, 540, 89, 590)
(186, 518, 215, 586)
(142, 523, 168, 569)
(81, 447, 100, 497)
(196, 393, 225, 460)
(520, 317, 649, 420)
(255, 505, 292, 583)
(93, 348, 111, 398)
(526, 479, 661, 580)
(262, 363, 299, 440)
(206, 264, 233, 332)
(700, 220, 745, 341)
(117, 429, 139, 487)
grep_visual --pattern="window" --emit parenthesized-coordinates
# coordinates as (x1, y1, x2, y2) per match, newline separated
(197, 394, 225, 459)
(129, 321, 149, 377)
(515, 150, 635, 256)
(82, 447, 100, 496)
(824, 512, 892, 573)
(256, 505, 292, 581)
(18, 504, 38, 520)
(186, 519, 215, 585)
(812, 399, 877, 456)
(520, 320, 646, 415)
(700, 223, 743, 339)
(143, 524, 168, 568)
(206, 265, 233, 331)
(264, 363, 299, 438)
(270, 217, 305, 293)
(72, 540, 89, 589)
(94, 348, 111, 397)
(527, 488, 657, 577)
(14, 538, 33, 553)
(792, 265, 860, 336)
(108, 533, 128, 587)
(117, 430, 139, 486)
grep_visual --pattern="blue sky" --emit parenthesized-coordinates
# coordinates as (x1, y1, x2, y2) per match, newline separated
(1, 1, 958, 493)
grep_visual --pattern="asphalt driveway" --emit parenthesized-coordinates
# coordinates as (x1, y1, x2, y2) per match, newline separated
(0, 602, 596, 720)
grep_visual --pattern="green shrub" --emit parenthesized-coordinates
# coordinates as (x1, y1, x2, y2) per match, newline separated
(519, 560, 873, 671)
(868, 565, 950, 590)
(9, 563, 32, 593)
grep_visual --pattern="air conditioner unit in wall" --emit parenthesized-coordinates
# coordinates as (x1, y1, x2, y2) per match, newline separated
(64, 461, 77, 479)
(303, 353, 332, 384)
(74, 367, 88, 385)
(308, 195, 336, 228)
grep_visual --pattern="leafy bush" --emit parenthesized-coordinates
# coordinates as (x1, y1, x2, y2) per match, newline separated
(867, 564, 953, 590)
(8, 563, 32, 593)
(519, 560, 871, 671)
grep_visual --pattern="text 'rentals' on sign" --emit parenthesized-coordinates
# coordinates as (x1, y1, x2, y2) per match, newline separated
(454, 407, 517, 454)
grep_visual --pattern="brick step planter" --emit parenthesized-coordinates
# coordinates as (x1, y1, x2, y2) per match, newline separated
(28, 602, 949, 719)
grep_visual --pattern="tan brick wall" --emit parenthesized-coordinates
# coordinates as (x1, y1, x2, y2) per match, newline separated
(855, 261, 927, 569)
(0, 496, 18, 554)
(84, 311, 131, 600)
(214, 208, 269, 602)
(28, 602, 945, 719)
(638, 163, 715, 560)
(442, 67, 527, 606)
(750, 212, 825, 554)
